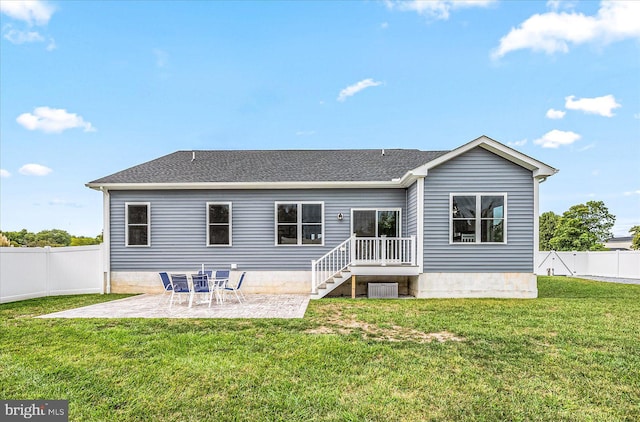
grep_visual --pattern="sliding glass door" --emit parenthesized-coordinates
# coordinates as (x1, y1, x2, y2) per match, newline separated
(352, 209, 400, 237)
(352, 209, 401, 262)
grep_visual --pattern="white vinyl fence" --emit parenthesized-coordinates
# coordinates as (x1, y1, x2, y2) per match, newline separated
(0, 245, 104, 304)
(536, 250, 640, 279)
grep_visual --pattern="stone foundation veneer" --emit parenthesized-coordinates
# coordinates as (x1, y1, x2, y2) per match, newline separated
(409, 272, 538, 298)
(111, 271, 537, 298)
(110, 271, 312, 295)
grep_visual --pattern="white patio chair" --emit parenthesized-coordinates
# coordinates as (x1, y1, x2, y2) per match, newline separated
(191, 273, 214, 307)
(169, 274, 191, 308)
(159, 272, 173, 303)
(212, 270, 230, 304)
(223, 272, 246, 304)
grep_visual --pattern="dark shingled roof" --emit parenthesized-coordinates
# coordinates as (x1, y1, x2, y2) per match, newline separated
(88, 149, 450, 184)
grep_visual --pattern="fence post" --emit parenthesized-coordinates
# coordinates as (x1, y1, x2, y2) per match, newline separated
(45, 246, 51, 296)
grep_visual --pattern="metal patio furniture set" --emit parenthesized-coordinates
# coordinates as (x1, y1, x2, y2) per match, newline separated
(159, 270, 246, 308)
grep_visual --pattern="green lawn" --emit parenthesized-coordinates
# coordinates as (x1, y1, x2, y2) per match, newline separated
(1, 277, 639, 421)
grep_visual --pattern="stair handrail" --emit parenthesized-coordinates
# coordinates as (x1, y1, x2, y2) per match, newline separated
(311, 234, 355, 294)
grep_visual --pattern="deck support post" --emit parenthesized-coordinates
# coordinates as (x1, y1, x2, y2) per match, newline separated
(351, 275, 356, 299)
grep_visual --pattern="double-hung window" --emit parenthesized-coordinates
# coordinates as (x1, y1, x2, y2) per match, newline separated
(451, 194, 506, 244)
(207, 202, 232, 246)
(276, 202, 323, 246)
(126, 202, 150, 247)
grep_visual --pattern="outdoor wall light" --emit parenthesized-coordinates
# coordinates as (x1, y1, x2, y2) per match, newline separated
(337, 213, 344, 220)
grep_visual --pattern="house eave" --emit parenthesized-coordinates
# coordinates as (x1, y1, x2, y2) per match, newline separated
(86, 180, 403, 191)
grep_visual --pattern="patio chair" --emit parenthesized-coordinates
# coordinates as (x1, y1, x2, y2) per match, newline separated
(224, 272, 246, 304)
(191, 273, 214, 307)
(159, 272, 173, 304)
(212, 270, 230, 304)
(198, 269, 213, 279)
(169, 274, 191, 308)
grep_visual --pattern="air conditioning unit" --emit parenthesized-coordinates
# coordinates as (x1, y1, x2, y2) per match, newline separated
(368, 282, 398, 299)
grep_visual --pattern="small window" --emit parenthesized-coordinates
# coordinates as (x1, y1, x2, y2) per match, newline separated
(207, 203, 231, 246)
(126, 203, 150, 247)
(451, 194, 506, 244)
(276, 202, 323, 246)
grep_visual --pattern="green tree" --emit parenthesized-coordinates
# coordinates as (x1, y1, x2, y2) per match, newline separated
(1, 229, 35, 247)
(630, 226, 640, 250)
(539, 211, 560, 251)
(70, 236, 102, 246)
(549, 201, 615, 251)
(35, 229, 72, 247)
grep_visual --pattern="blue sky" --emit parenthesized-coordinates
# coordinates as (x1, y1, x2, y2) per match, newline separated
(1, 0, 639, 237)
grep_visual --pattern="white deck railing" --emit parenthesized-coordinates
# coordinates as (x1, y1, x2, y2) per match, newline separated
(353, 236, 416, 266)
(311, 235, 354, 294)
(311, 235, 416, 294)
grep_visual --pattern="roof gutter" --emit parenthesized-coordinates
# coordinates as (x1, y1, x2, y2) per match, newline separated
(86, 180, 404, 191)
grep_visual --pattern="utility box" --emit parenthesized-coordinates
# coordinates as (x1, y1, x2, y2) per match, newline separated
(368, 282, 398, 299)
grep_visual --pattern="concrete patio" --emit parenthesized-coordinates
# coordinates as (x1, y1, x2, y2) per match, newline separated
(38, 293, 311, 319)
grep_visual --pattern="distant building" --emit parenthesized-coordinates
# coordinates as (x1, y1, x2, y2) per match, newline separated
(604, 236, 633, 251)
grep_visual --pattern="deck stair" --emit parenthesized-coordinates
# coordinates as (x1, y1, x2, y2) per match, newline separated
(311, 269, 352, 299)
(311, 234, 417, 299)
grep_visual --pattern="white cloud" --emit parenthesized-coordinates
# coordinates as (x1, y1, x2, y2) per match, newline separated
(0, 0, 55, 26)
(19, 163, 52, 176)
(533, 129, 581, 148)
(49, 198, 82, 208)
(546, 1, 578, 12)
(2, 24, 55, 50)
(385, 0, 496, 21)
(337, 79, 383, 102)
(380, 22, 389, 29)
(508, 139, 527, 147)
(295, 130, 316, 136)
(565, 94, 621, 117)
(3, 26, 44, 44)
(634, 113, 640, 120)
(578, 143, 596, 152)
(0, 169, 11, 178)
(546, 108, 566, 119)
(623, 190, 640, 196)
(492, 1, 640, 58)
(16, 107, 96, 133)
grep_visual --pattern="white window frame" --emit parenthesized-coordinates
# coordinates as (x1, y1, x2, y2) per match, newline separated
(125, 202, 151, 247)
(274, 202, 324, 246)
(350, 208, 403, 237)
(449, 193, 507, 245)
(206, 202, 232, 247)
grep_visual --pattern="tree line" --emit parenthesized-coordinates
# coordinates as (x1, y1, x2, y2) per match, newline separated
(539, 200, 639, 251)
(0, 229, 103, 247)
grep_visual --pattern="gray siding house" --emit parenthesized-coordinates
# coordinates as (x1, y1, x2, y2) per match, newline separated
(87, 136, 557, 298)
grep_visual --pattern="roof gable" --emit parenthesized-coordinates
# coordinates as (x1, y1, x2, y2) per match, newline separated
(400, 135, 557, 184)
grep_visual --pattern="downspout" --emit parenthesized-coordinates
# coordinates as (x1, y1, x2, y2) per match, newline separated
(533, 176, 541, 267)
(101, 187, 111, 294)
(533, 173, 554, 268)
